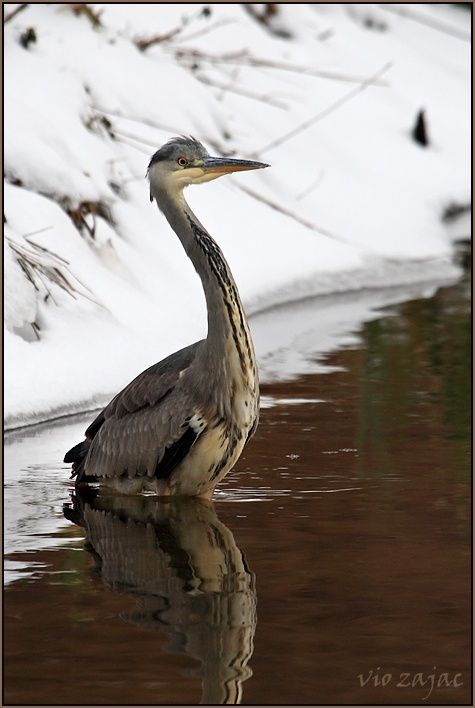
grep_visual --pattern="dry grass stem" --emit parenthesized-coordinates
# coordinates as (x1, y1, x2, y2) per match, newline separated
(135, 5, 214, 51)
(378, 4, 471, 41)
(3, 3, 28, 23)
(172, 18, 236, 44)
(91, 106, 185, 138)
(60, 4, 102, 28)
(235, 184, 346, 242)
(254, 61, 393, 156)
(173, 48, 390, 86)
(295, 172, 326, 201)
(6, 235, 102, 307)
(195, 74, 289, 109)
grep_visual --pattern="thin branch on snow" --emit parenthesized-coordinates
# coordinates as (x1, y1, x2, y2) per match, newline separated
(6, 235, 103, 307)
(172, 48, 390, 86)
(112, 127, 162, 147)
(193, 73, 289, 109)
(24, 237, 71, 265)
(3, 3, 28, 23)
(113, 134, 155, 155)
(378, 4, 471, 42)
(252, 61, 393, 156)
(19, 225, 54, 240)
(91, 106, 186, 138)
(172, 18, 236, 44)
(59, 4, 103, 28)
(234, 184, 346, 243)
(295, 172, 326, 201)
(134, 5, 214, 50)
(242, 3, 293, 39)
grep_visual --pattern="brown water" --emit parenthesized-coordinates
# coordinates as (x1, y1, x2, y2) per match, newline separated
(4, 246, 471, 705)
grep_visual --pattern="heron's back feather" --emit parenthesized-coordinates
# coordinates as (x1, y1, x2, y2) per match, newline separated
(65, 341, 205, 484)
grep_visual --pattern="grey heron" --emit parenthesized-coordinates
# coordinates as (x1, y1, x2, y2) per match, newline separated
(64, 136, 268, 497)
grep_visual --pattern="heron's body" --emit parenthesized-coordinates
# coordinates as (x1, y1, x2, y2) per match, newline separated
(64, 137, 267, 498)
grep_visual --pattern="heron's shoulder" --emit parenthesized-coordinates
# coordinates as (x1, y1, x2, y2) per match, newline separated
(144, 339, 204, 377)
(85, 340, 205, 436)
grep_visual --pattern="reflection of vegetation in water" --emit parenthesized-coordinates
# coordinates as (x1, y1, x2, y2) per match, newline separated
(352, 318, 401, 479)
(354, 241, 471, 482)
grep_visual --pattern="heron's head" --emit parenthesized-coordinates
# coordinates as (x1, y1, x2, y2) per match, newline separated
(147, 136, 268, 201)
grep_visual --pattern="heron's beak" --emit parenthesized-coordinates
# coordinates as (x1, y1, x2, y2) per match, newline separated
(197, 156, 269, 175)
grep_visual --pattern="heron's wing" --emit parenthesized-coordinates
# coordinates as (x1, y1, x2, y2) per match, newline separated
(85, 340, 204, 439)
(75, 341, 206, 480)
(85, 391, 202, 480)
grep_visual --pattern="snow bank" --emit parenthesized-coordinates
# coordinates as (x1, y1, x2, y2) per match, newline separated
(3, 3, 471, 428)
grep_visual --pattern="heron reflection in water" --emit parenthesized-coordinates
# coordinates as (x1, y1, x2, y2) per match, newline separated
(65, 137, 268, 499)
(64, 491, 256, 705)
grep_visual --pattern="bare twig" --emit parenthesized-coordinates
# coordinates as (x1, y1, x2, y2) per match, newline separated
(91, 105, 185, 137)
(235, 184, 346, 242)
(3, 3, 28, 23)
(59, 4, 102, 28)
(112, 127, 161, 147)
(253, 61, 393, 156)
(242, 3, 292, 39)
(24, 237, 70, 265)
(295, 171, 325, 201)
(6, 235, 102, 306)
(241, 56, 390, 86)
(29, 266, 60, 305)
(173, 48, 390, 86)
(173, 18, 236, 44)
(378, 4, 471, 42)
(135, 28, 182, 50)
(113, 134, 154, 155)
(134, 5, 213, 50)
(20, 225, 54, 239)
(195, 73, 289, 109)
(175, 48, 248, 62)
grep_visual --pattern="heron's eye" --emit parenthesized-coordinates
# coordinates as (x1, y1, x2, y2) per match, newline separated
(178, 157, 188, 167)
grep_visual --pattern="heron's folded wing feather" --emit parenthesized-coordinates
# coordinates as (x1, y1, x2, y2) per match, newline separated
(85, 390, 202, 479)
(74, 340, 205, 480)
(84, 340, 204, 440)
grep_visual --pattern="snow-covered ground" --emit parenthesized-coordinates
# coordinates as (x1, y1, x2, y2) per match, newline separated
(4, 3, 471, 429)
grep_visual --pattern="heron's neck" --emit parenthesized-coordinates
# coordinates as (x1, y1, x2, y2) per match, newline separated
(156, 190, 257, 388)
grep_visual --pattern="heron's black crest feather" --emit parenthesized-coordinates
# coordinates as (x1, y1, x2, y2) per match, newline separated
(148, 136, 205, 169)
